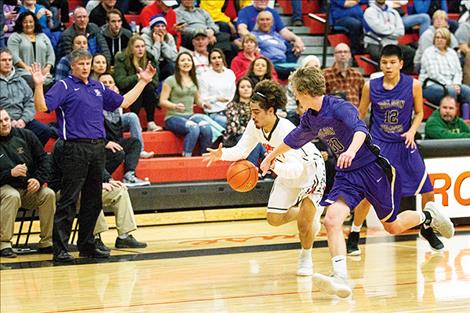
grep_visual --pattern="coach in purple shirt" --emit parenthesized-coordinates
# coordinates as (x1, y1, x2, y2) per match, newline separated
(31, 48, 156, 263)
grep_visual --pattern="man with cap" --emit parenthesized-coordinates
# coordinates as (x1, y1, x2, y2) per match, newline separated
(142, 14, 177, 81)
(140, 0, 183, 36)
(187, 29, 210, 79)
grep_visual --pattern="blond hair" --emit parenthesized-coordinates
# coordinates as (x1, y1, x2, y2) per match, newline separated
(290, 66, 326, 97)
(434, 27, 452, 48)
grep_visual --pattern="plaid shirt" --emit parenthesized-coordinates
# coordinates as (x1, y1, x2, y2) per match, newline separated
(323, 65, 365, 107)
(419, 46, 463, 86)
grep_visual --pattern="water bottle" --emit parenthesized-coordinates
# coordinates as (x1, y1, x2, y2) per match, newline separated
(130, 21, 137, 34)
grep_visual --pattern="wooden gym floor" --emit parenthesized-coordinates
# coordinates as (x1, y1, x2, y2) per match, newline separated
(1, 215, 470, 313)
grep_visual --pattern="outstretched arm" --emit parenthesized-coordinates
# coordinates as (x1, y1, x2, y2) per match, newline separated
(31, 63, 48, 113)
(259, 142, 292, 175)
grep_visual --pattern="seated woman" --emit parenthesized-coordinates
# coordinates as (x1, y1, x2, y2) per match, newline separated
(224, 76, 265, 165)
(7, 11, 55, 89)
(420, 27, 470, 105)
(114, 35, 162, 132)
(251, 10, 298, 80)
(246, 56, 276, 86)
(142, 14, 177, 82)
(199, 48, 236, 128)
(90, 53, 108, 80)
(55, 34, 88, 81)
(230, 33, 278, 82)
(160, 51, 224, 157)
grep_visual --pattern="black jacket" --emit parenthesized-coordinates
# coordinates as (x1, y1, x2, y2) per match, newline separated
(0, 128, 50, 188)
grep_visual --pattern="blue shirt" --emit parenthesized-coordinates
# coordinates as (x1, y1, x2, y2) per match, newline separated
(45, 75, 124, 140)
(252, 30, 286, 63)
(19, 4, 49, 32)
(329, 0, 365, 25)
(369, 73, 414, 143)
(284, 95, 378, 171)
(236, 5, 285, 32)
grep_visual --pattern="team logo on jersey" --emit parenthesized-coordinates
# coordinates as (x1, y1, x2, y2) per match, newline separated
(94, 89, 103, 97)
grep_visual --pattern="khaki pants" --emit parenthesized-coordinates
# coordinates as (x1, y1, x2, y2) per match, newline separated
(0, 185, 55, 250)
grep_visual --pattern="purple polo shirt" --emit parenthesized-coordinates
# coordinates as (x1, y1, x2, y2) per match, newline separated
(284, 95, 379, 171)
(45, 75, 124, 140)
(236, 5, 285, 32)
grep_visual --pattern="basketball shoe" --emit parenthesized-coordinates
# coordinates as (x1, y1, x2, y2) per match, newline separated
(423, 202, 454, 239)
(297, 252, 313, 276)
(419, 226, 444, 251)
(312, 273, 352, 298)
(346, 231, 361, 256)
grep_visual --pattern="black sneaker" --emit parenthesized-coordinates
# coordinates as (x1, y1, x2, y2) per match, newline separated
(94, 237, 111, 252)
(419, 226, 444, 252)
(115, 235, 147, 248)
(346, 231, 361, 256)
(0, 248, 17, 258)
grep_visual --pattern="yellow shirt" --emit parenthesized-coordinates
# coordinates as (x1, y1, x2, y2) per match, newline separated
(200, 0, 231, 23)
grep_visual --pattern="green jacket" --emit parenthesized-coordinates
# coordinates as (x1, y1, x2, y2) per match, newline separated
(113, 51, 159, 91)
(425, 110, 470, 139)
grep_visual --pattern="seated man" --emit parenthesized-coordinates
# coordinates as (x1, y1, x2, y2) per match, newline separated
(0, 48, 55, 145)
(50, 140, 147, 249)
(0, 108, 55, 258)
(425, 96, 470, 139)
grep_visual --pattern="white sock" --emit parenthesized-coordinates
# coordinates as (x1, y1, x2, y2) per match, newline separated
(332, 255, 347, 279)
(419, 212, 426, 224)
(300, 248, 312, 259)
(351, 224, 362, 233)
(118, 233, 129, 239)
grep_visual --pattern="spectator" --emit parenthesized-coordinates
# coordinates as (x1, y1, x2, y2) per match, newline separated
(386, 0, 431, 35)
(246, 56, 276, 86)
(90, 53, 108, 79)
(413, 0, 459, 32)
(58, 7, 111, 63)
(37, 0, 69, 31)
(237, 0, 305, 56)
(114, 35, 161, 132)
(18, 0, 53, 34)
(142, 14, 177, 81)
(100, 8, 132, 65)
(455, 14, 470, 85)
(99, 73, 155, 158)
(2, 3, 19, 43)
(140, 0, 181, 36)
(425, 95, 470, 138)
(224, 76, 266, 165)
(199, 0, 237, 36)
(323, 43, 365, 107)
(186, 29, 210, 79)
(329, 0, 365, 55)
(160, 51, 219, 157)
(31, 48, 156, 262)
(252, 10, 298, 80)
(90, 0, 130, 30)
(0, 108, 55, 258)
(200, 48, 236, 128)
(414, 10, 459, 71)
(7, 11, 55, 89)
(49, 140, 147, 250)
(420, 27, 470, 105)
(0, 48, 55, 145)
(364, 0, 416, 74)
(55, 34, 88, 81)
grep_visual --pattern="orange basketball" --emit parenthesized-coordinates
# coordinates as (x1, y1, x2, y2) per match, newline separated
(226, 160, 259, 192)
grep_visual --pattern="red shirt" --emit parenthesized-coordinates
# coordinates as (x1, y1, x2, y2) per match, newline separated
(140, 2, 177, 36)
(230, 51, 278, 81)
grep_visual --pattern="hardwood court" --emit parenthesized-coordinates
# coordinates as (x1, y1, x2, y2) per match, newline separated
(1, 220, 469, 313)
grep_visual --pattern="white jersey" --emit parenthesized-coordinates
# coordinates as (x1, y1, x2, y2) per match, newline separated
(221, 118, 324, 191)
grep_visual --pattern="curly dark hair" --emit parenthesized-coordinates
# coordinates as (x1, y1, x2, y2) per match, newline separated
(13, 11, 42, 34)
(251, 79, 287, 111)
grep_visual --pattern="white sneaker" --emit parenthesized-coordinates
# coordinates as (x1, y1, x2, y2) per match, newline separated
(147, 121, 162, 132)
(297, 254, 313, 276)
(424, 202, 455, 239)
(312, 273, 351, 298)
(140, 151, 155, 159)
(123, 172, 150, 187)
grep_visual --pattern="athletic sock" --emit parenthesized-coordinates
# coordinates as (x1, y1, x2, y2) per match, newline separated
(351, 224, 362, 233)
(300, 248, 312, 259)
(118, 233, 129, 240)
(332, 255, 347, 279)
(420, 211, 432, 226)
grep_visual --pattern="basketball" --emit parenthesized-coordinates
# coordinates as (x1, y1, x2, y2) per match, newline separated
(226, 160, 259, 192)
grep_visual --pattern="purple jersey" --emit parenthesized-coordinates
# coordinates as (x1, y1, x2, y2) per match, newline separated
(369, 73, 414, 143)
(284, 96, 379, 171)
(45, 75, 124, 140)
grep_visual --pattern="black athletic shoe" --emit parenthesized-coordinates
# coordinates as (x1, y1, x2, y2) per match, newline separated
(346, 231, 361, 256)
(419, 226, 444, 252)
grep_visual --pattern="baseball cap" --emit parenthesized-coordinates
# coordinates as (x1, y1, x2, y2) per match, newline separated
(192, 28, 208, 39)
(150, 14, 167, 28)
(161, 0, 178, 7)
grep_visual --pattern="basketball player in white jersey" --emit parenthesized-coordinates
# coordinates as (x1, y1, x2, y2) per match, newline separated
(203, 80, 326, 276)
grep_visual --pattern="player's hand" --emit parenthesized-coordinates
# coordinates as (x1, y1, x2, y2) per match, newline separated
(337, 150, 355, 169)
(11, 164, 27, 177)
(401, 130, 416, 149)
(202, 143, 223, 167)
(105, 141, 123, 152)
(260, 153, 275, 176)
(27, 178, 41, 193)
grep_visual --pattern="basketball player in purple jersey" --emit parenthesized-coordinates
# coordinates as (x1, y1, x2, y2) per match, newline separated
(346, 45, 443, 256)
(260, 66, 455, 298)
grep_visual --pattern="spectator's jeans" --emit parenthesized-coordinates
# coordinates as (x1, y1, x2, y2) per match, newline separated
(0, 4, 5, 48)
(291, 0, 303, 22)
(334, 16, 364, 55)
(402, 13, 430, 36)
(105, 137, 142, 175)
(423, 83, 470, 106)
(233, 134, 266, 166)
(121, 112, 144, 152)
(165, 114, 213, 156)
(208, 111, 227, 128)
